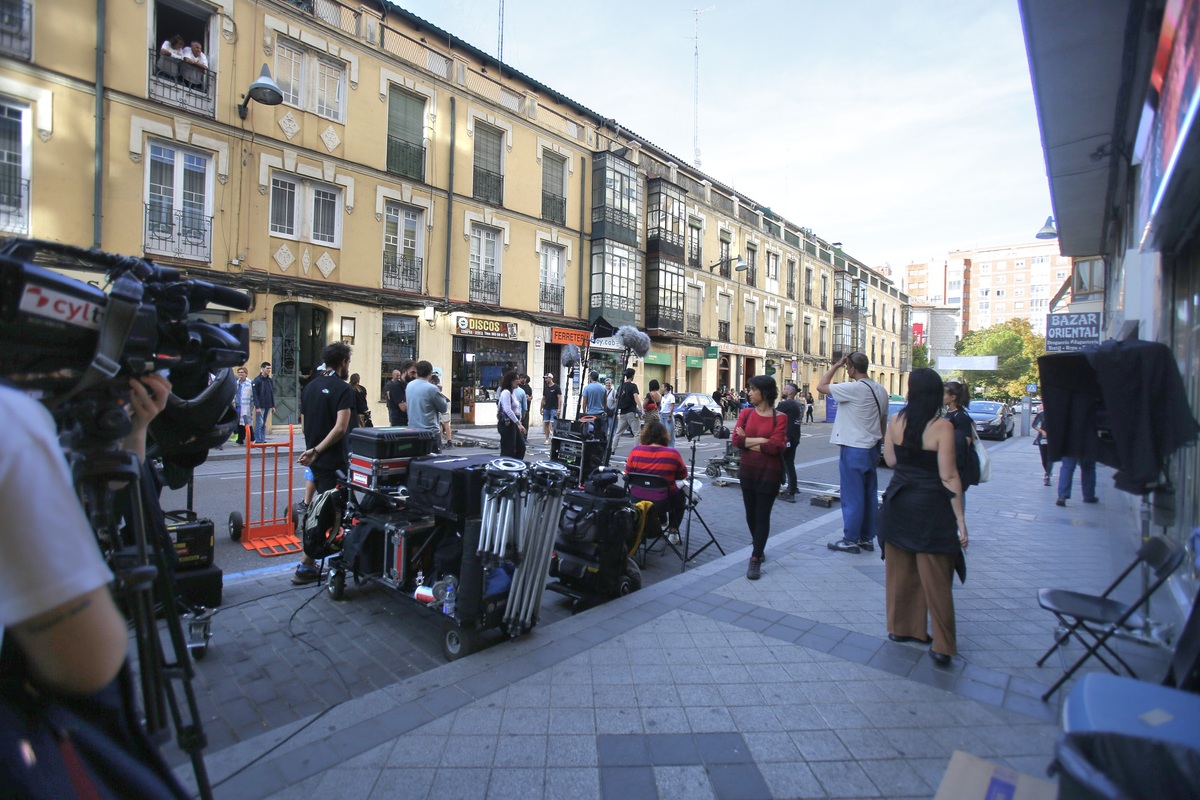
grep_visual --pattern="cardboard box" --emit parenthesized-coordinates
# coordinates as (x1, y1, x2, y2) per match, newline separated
(934, 751, 1056, 800)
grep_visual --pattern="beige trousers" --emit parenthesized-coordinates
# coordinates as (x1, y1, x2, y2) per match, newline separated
(885, 544, 958, 656)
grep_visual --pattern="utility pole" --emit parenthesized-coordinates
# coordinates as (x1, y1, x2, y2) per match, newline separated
(497, 0, 505, 79)
(693, 6, 715, 169)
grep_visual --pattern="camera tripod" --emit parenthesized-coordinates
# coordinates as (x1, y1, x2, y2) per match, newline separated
(676, 425, 725, 572)
(71, 435, 213, 799)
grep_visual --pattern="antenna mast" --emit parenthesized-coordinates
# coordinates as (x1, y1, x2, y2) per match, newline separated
(693, 6, 715, 169)
(497, 0, 505, 77)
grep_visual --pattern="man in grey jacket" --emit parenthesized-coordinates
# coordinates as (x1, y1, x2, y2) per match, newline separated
(405, 360, 449, 452)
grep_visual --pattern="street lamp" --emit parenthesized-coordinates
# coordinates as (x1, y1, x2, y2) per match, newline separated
(1036, 216, 1058, 239)
(237, 64, 284, 120)
(706, 254, 747, 273)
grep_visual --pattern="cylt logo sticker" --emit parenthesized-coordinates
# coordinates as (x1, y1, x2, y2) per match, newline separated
(20, 285, 104, 329)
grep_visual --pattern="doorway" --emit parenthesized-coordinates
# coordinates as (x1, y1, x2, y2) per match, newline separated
(272, 302, 328, 425)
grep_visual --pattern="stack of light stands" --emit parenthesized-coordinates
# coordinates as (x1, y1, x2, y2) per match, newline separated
(505, 461, 570, 632)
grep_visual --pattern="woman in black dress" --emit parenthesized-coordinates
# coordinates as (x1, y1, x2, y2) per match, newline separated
(878, 368, 968, 667)
(496, 370, 527, 459)
(943, 380, 976, 508)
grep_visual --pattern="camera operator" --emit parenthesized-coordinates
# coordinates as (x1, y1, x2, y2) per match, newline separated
(0, 374, 169, 695)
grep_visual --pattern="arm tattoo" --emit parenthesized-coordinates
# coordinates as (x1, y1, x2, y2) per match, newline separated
(22, 597, 92, 635)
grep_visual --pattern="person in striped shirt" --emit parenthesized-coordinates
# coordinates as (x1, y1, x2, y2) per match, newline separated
(624, 419, 689, 542)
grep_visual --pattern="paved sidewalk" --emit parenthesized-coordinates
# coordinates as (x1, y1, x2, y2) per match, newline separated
(183, 437, 1174, 799)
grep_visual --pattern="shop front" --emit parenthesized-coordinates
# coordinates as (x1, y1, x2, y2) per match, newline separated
(641, 351, 671, 389)
(714, 341, 766, 393)
(683, 353, 704, 394)
(450, 315, 528, 426)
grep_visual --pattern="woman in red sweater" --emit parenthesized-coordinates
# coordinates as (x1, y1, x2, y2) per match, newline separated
(733, 375, 788, 580)
(625, 419, 689, 541)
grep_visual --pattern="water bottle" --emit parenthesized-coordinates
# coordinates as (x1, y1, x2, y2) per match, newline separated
(443, 583, 456, 617)
(415, 570, 424, 587)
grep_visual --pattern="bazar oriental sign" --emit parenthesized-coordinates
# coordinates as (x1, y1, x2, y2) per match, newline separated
(456, 316, 518, 339)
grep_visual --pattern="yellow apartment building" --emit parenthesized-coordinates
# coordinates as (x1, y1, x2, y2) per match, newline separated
(0, 0, 908, 424)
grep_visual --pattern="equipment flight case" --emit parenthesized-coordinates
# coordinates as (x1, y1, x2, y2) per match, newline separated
(347, 426, 439, 490)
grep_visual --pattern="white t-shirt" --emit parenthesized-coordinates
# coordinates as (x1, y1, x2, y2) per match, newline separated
(829, 379, 888, 449)
(0, 389, 113, 629)
(660, 391, 676, 416)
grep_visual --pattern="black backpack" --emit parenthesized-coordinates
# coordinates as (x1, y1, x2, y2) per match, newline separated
(301, 486, 346, 559)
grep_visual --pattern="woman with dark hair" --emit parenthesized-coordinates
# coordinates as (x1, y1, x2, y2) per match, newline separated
(642, 379, 661, 427)
(497, 370, 526, 459)
(625, 419, 689, 542)
(349, 373, 371, 428)
(732, 375, 788, 580)
(1032, 406, 1052, 485)
(943, 380, 976, 506)
(878, 367, 967, 667)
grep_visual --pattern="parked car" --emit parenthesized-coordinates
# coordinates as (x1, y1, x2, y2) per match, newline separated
(967, 400, 1015, 440)
(672, 393, 725, 437)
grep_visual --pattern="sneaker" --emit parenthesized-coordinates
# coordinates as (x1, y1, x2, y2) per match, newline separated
(667, 528, 681, 546)
(1056, 498, 1066, 507)
(779, 491, 796, 503)
(291, 564, 320, 585)
(857, 539, 875, 552)
(1043, 474, 1051, 486)
(1082, 497, 1099, 504)
(827, 539, 861, 554)
(746, 556, 762, 580)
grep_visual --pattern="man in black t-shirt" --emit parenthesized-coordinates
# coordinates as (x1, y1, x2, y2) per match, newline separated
(776, 384, 803, 502)
(293, 341, 355, 584)
(540, 372, 562, 440)
(385, 359, 416, 426)
(610, 368, 641, 450)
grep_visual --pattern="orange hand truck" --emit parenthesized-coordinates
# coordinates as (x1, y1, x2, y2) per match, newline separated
(228, 424, 301, 556)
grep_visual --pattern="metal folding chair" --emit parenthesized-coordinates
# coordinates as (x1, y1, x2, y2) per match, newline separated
(626, 472, 682, 568)
(1036, 535, 1185, 701)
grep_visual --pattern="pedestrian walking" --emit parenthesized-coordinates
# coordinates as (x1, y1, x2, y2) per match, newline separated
(1057, 456, 1098, 506)
(878, 368, 967, 667)
(776, 383, 803, 502)
(250, 361, 275, 443)
(610, 369, 642, 452)
(818, 352, 889, 554)
(732, 375, 788, 580)
(1032, 407, 1053, 485)
(943, 380, 977, 511)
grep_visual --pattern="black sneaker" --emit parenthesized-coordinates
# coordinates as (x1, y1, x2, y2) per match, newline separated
(779, 491, 796, 503)
(827, 539, 861, 554)
(857, 539, 875, 552)
(1056, 498, 1066, 507)
(746, 556, 762, 580)
(291, 564, 320, 585)
(1082, 497, 1099, 504)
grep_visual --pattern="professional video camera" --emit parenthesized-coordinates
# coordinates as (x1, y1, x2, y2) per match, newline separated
(0, 237, 251, 460)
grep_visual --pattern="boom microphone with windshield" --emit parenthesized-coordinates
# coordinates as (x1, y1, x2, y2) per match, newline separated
(616, 324, 651, 357)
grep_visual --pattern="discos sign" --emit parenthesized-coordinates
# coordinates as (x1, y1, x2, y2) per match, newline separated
(456, 316, 518, 339)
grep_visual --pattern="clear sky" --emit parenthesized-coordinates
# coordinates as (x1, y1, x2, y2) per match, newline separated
(394, 1, 1051, 272)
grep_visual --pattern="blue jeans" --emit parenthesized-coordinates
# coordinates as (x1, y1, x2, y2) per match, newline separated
(254, 409, 268, 443)
(839, 445, 880, 543)
(1058, 457, 1096, 500)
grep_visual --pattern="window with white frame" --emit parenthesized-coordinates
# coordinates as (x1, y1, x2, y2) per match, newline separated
(274, 39, 345, 122)
(145, 141, 212, 259)
(766, 251, 779, 280)
(469, 223, 502, 303)
(269, 174, 342, 246)
(539, 242, 566, 313)
(0, 99, 30, 234)
(382, 201, 423, 292)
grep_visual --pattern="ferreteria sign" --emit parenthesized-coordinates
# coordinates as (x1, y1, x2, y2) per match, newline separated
(1045, 312, 1101, 352)
(456, 316, 518, 339)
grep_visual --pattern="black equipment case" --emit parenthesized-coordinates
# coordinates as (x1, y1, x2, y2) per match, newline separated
(405, 453, 495, 520)
(174, 564, 223, 607)
(348, 427, 439, 490)
(165, 509, 215, 571)
(548, 489, 641, 604)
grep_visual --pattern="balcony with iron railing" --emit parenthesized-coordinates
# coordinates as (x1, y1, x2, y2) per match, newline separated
(0, 175, 29, 234)
(803, 336, 812, 354)
(541, 191, 566, 225)
(821, 292, 829, 309)
(148, 50, 216, 117)
(718, 320, 730, 342)
(470, 268, 501, 305)
(686, 242, 702, 269)
(785, 330, 795, 352)
(386, 136, 425, 181)
(285, 0, 362, 37)
(745, 266, 758, 287)
(805, 288, 813, 305)
(686, 312, 701, 335)
(473, 166, 503, 206)
(743, 326, 756, 347)
(144, 204, 212, 262)
(381, 252, 423, 293)
(539, 282, 565, 315)
(0, 1, 31, 60)
(787, 278, 796, 300)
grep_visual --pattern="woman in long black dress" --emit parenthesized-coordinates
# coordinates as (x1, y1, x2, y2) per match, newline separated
(878, 368, 968, 667)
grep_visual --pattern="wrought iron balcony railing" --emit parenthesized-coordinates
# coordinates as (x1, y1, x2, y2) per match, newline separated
(144, 204, 212, 262)
(148, 50, 216, 117)
(745, 267, 757, 287)
(0, 1, 31, 60)
(0, 175, 29, 233)
(805, 288, 813, 305)
(717, 320, 730, 342)
(787, 280, 796, 300)
(539, 282, 565, 315)
(469, 267, 501, 305)
(686, 313, 701, 335)
(743, 326, 756, 347)
(785, 331, 795, 352)
(687, 243, 701, 269)
(381, 252, 423, 293)
(473, 166, 503, 206)
(541, 191, 566, 225)
(386, 135, 425, 181)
